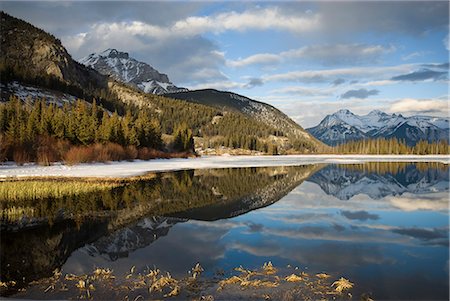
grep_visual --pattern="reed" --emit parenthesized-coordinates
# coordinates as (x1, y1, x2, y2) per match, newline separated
(0, 180, 121, 202)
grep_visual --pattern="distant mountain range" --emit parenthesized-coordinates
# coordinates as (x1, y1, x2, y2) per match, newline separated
(80, 49, 186, 94)
(307, 163, 449, 200)
(307, 109, 449, 146)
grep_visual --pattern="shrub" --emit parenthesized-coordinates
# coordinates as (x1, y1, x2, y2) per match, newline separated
(12, 145, 30, 166)
(125, 145, 138, 160)
(102, 143, 127, 161)
(36, 136, 67, 166)
(64, 145, 95, 165)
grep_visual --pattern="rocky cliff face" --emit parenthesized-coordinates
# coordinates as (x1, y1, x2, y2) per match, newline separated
(0, 12, 106, 90)
(80, 49, 186, 94)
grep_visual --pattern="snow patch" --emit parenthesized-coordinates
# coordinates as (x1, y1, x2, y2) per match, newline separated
(0, 155, 448, 179)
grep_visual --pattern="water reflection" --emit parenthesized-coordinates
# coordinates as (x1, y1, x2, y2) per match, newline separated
(1, 165, 318, 290)
(308, 162, 448, 200)
(1, 162, 449, 300)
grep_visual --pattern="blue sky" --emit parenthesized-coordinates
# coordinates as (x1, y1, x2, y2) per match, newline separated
(2, 1, 449, 127)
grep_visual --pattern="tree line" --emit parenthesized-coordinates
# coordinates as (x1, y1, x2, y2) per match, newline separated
(330, 137, 449, 155)
(1, 96, 448, 165)
(0, 96, 196, 163)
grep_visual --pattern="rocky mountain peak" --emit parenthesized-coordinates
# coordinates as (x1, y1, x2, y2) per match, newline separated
(307, 109, 449, 146)
(367, 109, 384, 115)
(80, 49, 185, 94)
(336, 109, 352, 115)
(100, 48, 129, 59)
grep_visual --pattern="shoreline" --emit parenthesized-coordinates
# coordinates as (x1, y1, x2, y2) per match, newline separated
(1, 154, 449, 179)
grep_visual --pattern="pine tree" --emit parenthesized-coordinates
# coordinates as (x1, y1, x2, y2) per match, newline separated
(173, 123, 194, 153)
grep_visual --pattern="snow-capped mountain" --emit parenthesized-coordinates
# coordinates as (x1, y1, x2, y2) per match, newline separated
(308, 164, 449, 200)
(85, 217, 186, 261)
(307, 109, 449, 146)
(80, 49, 186, 94)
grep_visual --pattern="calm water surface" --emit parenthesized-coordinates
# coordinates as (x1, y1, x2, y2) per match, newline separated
(1, 162, 448, 300)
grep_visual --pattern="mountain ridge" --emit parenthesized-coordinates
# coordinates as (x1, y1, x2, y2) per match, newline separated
(307, 109, 449, 146)
(80, 49, 186, 94)
(165, 89, 319, 142)
(307, 163, 449, 200)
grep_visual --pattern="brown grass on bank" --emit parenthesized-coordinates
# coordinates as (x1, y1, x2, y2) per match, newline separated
(63, 143, 191, 165)
(1, 135, 192, 166)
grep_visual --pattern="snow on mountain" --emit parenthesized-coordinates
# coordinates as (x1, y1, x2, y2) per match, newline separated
(307, 109, 449, 146)
(1, 81, 77, 105)
(308, 164, 449, 200)
(84, 216, 186, 261)
(80, 49, 186, 94)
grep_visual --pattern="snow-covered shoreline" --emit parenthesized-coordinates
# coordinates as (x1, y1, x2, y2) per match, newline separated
(0, 155, 449, 179)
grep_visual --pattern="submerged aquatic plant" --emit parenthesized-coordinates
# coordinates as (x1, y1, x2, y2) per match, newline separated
(285, 274, 303, 282)
(262, 261, 277, 275)
(93, 268, 115, 280)
(332, 277, 354, 293)
(316, 273, 330, 280)
(149, 272, 180, 297)
(191, 263, 204, 280)
(14, 262, 357, 300)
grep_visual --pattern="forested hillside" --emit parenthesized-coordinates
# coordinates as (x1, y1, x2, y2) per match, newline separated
(0, 12, 322, 164)
(0, 97, 191, 164)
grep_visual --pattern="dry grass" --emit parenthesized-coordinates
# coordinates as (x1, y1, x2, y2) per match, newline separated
(316, 273, 330, 280)
(285, 274, 303, 282)
(1, 206, 35, 220)
(1, 135, 192, 165)
(0, 180, 121, 202)
(262, 261, 277, 275)
(14, 262, 357, 300)
(64, 143, 191, 164)
(331, 277, 354, 293)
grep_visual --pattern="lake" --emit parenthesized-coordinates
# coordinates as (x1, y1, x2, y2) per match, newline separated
(1, 161, 448, 300)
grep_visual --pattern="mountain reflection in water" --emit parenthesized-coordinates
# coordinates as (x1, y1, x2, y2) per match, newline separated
(1, 162, 448, 300)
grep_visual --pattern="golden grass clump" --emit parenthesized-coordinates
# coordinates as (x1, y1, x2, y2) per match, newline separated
(316, 273, 330, 280)
(191, 263, 204, 280)
(262, 261, 277, 275)
(332, 277, 354, 293)
(92, 268, 115, 280)
(0, 180, 122, 202)
(285, 274, 303, 282)
(149, 272, 180, 297)
(14, 262, 357, 300)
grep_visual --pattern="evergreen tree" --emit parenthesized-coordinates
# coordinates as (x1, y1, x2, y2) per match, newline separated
(173, 123, 194, 153)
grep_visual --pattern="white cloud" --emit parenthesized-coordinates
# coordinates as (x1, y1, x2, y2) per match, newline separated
(401, 51, 429, 61)
(444, 33, 450, 51)
(358, 80, 398, 87)
(172, 7, 322, 35)
(389, 98, 449, 115)
(227, 43, 395, 68)
(388, 193, 449, 212)
(269, 86, 336, 96)
(61, 7, 321, 84)
(227, 53, 281, 68)
(264, 64, 415, 83)
(187, 80, 244, 91)
(281, 43, 395, 65)
(67, 6, 321, 50)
